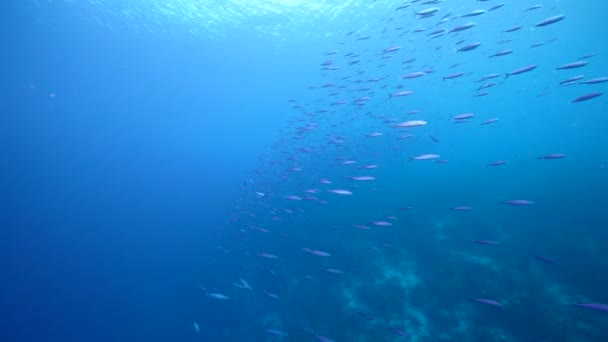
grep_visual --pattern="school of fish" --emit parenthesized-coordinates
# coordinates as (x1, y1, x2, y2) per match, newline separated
(197, 1, 607, 341)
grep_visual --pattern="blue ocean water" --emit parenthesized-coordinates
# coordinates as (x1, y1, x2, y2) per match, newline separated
(2, 0, 607, 341)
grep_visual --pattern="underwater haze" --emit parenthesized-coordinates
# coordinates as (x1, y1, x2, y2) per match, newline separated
(2, 0, 608, 341)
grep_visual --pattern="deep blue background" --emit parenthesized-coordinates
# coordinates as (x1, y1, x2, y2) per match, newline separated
(0, 1, 319, 341)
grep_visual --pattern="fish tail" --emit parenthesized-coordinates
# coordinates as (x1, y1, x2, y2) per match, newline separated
(388, 93, 392, 99)
(505, 73, 510, 79)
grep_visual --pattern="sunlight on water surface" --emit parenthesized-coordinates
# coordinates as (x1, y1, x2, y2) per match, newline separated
(45, 0, 399, 37)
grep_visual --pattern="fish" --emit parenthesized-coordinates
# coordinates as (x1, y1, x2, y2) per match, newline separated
(537, 154, 566, 160)
(506, 64, 537, 78)
(556, 61, 587, 70)
(443, 72, 465, 80)
(580, 77, 608, 84)
(571, 92, 603, 103)
(449, 23, 476, 33)
(265, 329, 288, 336)
(477, 73, 501, 82)
(535, 14, 566, 27)
(453, 113, 475, 120)
(193, 321, 200, 333)
(389, 90, 414, 98)
(264, 291, 280, 299)
(502, 200, 535, 206)
(395, 120, 427, 128)
(309, 250, 331, 256)
(502, 26, 522, 33)
(383, 46, 400, 53)
(370, 221, 392, 227)
(206, 292, 230, 300)
(579, 53, 596, 59)
(560, 75, 585, 85)
(572, 303, 608, 313)
(470, 297, 505, 307)
(451, 206, 472, 211)
(428, 29, 446, 36)
(402, 71, 425, 78)
(461, 10, 486, 18)
(328, 189, 353, 195)
(489, 4, 505, 12)
(315, 335, 335, 342)
(537, 90, 551, 97)
(486, 161, 508, 167)
(457, 42, 481, 52)
(525, 4, 543, 11)
(469, 239, 500, 245)
(489, 50, 512, 58)
(529, 252, 560, 265)
(353, 224, 370, 230)
(256, 252, 278, 258)
(349, 176, 375, 181)
(324, 268, 344, 274)
(410, 154, 441, 160)
(232, 278, 252, 290)
(477, 82, 496, 91)
(417, 7, 440, 17)
(481, 118, 499, 125)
